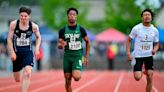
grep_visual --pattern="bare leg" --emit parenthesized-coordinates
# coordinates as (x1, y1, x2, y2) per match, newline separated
(134, 71, 143, 81)
(13, 72, 21, 82)
(146, 70, 153, 92)
(21, 66, 32, 92)
(64, 73, 72, 92)
(72, 70, 81, 81)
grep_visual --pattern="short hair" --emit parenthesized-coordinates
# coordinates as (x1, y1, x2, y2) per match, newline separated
(141, 8, 154, 18)
(67, 7, 78, 15)
(19, 6, 31, 15)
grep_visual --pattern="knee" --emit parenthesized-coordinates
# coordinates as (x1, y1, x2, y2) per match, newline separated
(74, 77, 81, 81)
(134, 75, 142, 81)
(134, 77, 141, 81)
(134, 71, 143, 81)
(15, 79, 20, 82)
(24, 69, 32, 79)
(147, 73, 153, 81)
(72, 71, 81, 81)
(73, 75, 81, 81)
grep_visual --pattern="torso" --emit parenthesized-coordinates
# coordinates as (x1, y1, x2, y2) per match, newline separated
(13, 20, 33, 52)
(130, 23, 158, 57)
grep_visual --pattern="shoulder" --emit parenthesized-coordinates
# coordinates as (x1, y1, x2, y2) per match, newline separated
(79, 25, 87, 33)
(151, 24, 158, 32)
(59, 26, 65, 32)
(10, 20, 17, 29)
(59, 26, 66, 36)
(31, 22, 39, 32)
(79, 25, 86, 30)
(32, 22, 39, 29)
(133, 23, 142, 30)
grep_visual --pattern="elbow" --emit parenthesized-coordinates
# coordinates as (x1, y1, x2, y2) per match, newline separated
(86, 40, 91, 46)
(36, 36, 41, 41)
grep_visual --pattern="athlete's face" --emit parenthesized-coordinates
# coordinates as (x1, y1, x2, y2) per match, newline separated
(19, 12, 30, 23)
(67, 10, 77, 24)
(142, 11, 152, 23)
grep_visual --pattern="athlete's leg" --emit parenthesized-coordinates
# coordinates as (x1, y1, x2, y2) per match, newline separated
(133, 71, 143, 81)
(12, 54, 22, 82)
(21, 65, 32, 92)
(13, 72, 21, 82)
(146, 70, 153, 92)
(72, 56, 82, 81)
(133, 58, 144, 81)
(144, 56, 154, 92)
(64, 73, 72, 92)
(72, 70, 81, 81)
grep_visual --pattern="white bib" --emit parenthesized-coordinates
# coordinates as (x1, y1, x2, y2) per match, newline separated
(16, 38, 30, 46)
(69, 41, 82, 50)
(141, 42, 151, 51)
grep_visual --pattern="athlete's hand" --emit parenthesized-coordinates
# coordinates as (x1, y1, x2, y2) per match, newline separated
(152, 49, 156, 55)
(127, 52, 132, 61)
(58, 40, 67, 49)
(10, 52, 16, 61)
(62, 41, 67, 47)
(83, 57, 88, 67)
(35, 49, 40, 60)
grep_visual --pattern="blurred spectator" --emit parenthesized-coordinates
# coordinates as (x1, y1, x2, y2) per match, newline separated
(106, 44, 116, 70)
(36, 47, 44, 71)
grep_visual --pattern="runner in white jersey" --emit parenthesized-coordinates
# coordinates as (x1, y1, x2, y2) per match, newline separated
(130, 23, 158, 57)
(126, 8, 159, 92)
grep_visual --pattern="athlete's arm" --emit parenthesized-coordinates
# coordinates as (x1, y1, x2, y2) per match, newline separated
(126, 37, 132, 61)
(84, 36, 90, 58)
(81, 26, 90, 66)
(83, 36, 90, 66)
(80, 26, 90, 58)
(7, 20, 17, 61)
(32, 22, 41, 60)
(152, 42, 159, 55)
(152, 28, 159, 55)
(58, 28, 66, 49)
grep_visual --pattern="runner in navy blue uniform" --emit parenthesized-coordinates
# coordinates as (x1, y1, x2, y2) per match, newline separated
(7, 6, 41, 92)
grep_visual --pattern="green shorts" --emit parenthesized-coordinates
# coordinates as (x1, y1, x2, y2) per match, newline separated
(63, 56, 83, 73)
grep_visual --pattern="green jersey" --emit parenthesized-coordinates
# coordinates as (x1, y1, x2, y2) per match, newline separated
(64, 24, 83, 57)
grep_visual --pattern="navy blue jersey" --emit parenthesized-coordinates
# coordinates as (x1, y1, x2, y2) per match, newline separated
(13, 20, 33, 52)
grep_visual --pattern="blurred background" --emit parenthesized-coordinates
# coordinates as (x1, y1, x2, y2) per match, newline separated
(0, 0, 164, 74)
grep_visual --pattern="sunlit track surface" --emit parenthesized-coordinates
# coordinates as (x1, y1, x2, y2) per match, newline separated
(0, 70, 163, 92)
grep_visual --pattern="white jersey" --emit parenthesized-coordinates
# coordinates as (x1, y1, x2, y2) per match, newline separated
(129, 23, 159, 58)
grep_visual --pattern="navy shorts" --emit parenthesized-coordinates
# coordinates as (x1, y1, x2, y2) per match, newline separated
(134, 56, 154, 72)
(12, 51, 34, 72)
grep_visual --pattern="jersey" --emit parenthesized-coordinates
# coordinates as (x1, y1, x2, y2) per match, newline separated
(59, 24, 87, 57)
(13, 20, 33, 52)
(129, 23, 159, 58)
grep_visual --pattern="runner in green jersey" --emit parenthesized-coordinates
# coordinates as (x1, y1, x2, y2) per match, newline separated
(58, 7, 90, 92)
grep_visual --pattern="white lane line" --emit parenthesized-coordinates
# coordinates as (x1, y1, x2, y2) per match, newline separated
(114, 72, 124, 92)
(73, 73, 104, 92)
(31, 80, 63, 92)
(152, 86, 159, 92)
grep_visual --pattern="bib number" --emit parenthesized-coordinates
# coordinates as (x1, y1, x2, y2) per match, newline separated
(16, 38, 30, 46)
(141, 43, 151, 51)
(69, 41, 81, 50)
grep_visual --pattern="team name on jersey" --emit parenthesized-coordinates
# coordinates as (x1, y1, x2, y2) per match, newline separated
(65, 33, 80, 39)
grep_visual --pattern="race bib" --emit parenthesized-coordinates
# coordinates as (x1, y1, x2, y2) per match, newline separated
(69, 41, 81, 50)
(141, 43, 151, 51)
(16, 38, 30, 46)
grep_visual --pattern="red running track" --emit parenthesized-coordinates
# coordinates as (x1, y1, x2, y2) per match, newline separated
(0, 70, 163, 92)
